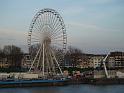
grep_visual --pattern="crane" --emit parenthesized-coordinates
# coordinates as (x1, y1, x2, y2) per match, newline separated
(102, 53, 110, 78)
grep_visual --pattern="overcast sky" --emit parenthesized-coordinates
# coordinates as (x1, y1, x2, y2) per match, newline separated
(0, 0, 124, 54)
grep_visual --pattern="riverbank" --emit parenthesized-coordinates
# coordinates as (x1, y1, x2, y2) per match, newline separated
(68, 78, 124, 85)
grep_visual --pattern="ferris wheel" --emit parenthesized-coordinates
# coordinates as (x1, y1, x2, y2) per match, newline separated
(28, 8, 67, 76)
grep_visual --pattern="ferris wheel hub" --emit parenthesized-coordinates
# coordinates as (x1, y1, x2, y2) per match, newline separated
(43, 37, 51, 45)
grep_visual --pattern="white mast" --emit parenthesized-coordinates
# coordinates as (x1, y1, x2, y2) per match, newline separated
(102, 53, 110, 78)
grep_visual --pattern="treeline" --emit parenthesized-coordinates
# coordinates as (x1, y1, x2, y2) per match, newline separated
(0, 45, 92, 72)
(0, 45, 24, 72)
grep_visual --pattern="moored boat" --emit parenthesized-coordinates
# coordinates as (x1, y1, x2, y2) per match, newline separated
(0, 79, 69, 88)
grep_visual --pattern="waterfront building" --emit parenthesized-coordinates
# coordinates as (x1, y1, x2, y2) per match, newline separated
(109, 52, 124, 68)
(21, 54, 31, 69)
(91, 54, 105, 69)
(108, 56, 115, 69)
(0, 57, 10, 68)
(79, 54, 93, 68)
(65, 52, 94, 69)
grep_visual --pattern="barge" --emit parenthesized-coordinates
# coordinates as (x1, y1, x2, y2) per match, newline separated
(0, 79, 68, 88)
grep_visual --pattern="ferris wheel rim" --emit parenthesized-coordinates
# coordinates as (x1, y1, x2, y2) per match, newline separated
(28, 8, 67, 53)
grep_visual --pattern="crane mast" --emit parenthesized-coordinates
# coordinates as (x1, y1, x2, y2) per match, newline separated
(102, 53, 110, 78)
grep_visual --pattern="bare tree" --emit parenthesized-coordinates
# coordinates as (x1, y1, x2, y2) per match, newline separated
(0, 47, 2, 55)
(68, 46, 82, 54)
(65, 46, 83, 67)
(3, 45, 22, 55)
(0, 47, 4, 58)
(3, 45, 23, 69)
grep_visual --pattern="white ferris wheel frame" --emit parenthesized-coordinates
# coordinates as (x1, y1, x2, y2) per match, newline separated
(27, 8, 67, 77)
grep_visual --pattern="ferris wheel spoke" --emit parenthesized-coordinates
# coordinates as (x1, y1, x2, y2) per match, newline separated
(51, 39, 63, 43)
(32, 24, 42, 35)
(31, 40, 40, 43)
(41, 12, 45, 25)
(53, 25, 63, 34)
(53, 22, 63, 32)
(35, 18, 41, 31)
(47, 12, 50, 25)
(50, 12, 55, 28)
(51, 42, 63, 47)
(32, 31, 41, 37)
(52, 22, 61, 32)
(52, 18, 62, 31)
(36, 17, 44, 32)
(51, 14, 57, 28)
(47, 12, 50, 24)
(38, 13, 42, 23)
(52, 17, 59, 30)
(51, 36, 64, 40)
(51, 36, 66, 47)
(51, 13, 56, 24)
(50, 31, 63, 39)
(31, 37, 40, 40)
(48, 12, 53, 26)
(50, 28, 62, 37)
(35, 15, 44, 33)
(48, 12, 52, 25)
(52, 43, 63, 47)
(44, 12, 47, 24)
(49, 12, 54, 28)
(30, 39, 40, 43)
(51, 37, 63, 42)
(51, 41, 63, 45)
(50, 28, 63, 38)
(34, 21, 44, 33)
(53, 19, 60, 30)
(31, 33, 41, 39)
(33, 18, 42, 32)
(46, 12, 49, 24)
(31, 33, 40, 39)
(31, 38, 39, 42)
(53, 23, 63, 32)
(31, 35, 41, 41)
(39, 13, 45, 27)
(45, 12, 48, 24)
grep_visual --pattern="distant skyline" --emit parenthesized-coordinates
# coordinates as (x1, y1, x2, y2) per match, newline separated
(0, 0, 124, 54)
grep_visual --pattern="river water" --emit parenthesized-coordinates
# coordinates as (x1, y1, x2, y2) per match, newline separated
(0, 85, 124, 93)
